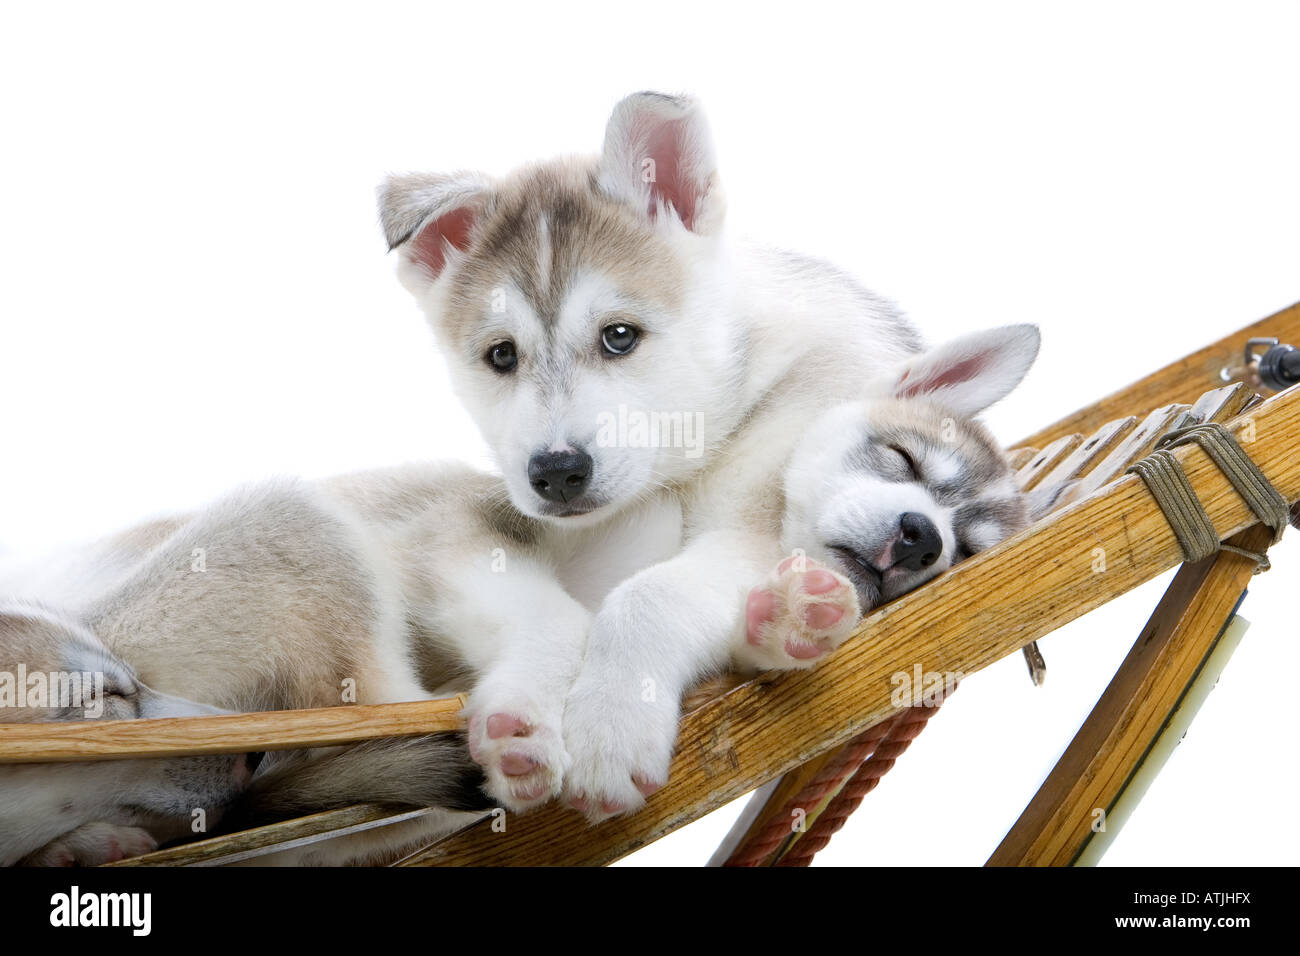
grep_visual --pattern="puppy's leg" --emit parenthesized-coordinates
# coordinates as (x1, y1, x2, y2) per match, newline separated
(561, 530, 776, 822)
(734, 554, 861, 671)
(430, 557, 591, 813)
(21, 822, 158, 867)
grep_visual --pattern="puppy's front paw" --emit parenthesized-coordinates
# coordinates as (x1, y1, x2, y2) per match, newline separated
(561, 677, 675, 824)
(22, 822, 158, 866)
(465, 690, 568, 813)
(742, 555, 861, 670)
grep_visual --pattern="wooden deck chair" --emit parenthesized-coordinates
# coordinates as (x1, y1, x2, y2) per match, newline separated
(4, 301, 1298, 867)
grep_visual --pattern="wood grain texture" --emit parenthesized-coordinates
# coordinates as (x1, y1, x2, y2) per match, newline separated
(1017, 301, 1300, 450)
(986, 524, 1271, 866)
(397, 387, 1300, 867)
(0, 696, 467, 763)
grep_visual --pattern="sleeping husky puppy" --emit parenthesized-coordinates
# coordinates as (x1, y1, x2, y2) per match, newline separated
(735, 358, 1033, 673)
(0, 325, 1034, 866)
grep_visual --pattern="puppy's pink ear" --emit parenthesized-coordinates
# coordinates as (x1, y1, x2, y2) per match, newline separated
(378, 172, 491, 283)
(892, 325, 1040, 417)
(598, 91, 724, 234)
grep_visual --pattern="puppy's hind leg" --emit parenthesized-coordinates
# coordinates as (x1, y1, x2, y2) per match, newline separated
(21, 822, 158, 867)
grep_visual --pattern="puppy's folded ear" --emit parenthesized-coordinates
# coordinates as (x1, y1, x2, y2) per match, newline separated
(598, 91, 724, 234)
(377, 172, 492, 287)
(891, 324, 1041, 417)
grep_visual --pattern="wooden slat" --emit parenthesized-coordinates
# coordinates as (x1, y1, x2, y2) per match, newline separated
(1018, 300, 1300, 450)
(987, 525, 1271, 866)
(1016, 434, 1082, 490)
(1034, 417, 1136, 490)
(1054, 403, 1191, 508)
(1186, 380, 1255, 425)
(1053, 383, 1256, 510)
(398, 388, 1300, 866)
(0, 696, 467, 763)
(1026, 417, 1137, 517)
(108, 804, 438, 867)
(1006, 447, 1039, 470)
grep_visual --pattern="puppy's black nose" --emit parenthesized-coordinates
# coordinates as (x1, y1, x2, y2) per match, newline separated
(893, 513, 942, 571)
(528, 448, 592, 503)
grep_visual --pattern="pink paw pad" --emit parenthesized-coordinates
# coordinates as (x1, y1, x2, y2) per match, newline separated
(744, 554, 862, 670)
(486, 713, 528, 739)
(746, 588, 777, 645)
(804, 602, 844, 629)
(514, 781, 550, 801)
(784, 638, 826, 660)
(633, 775, 663, 797)
(499, 752, 536, 776)
(801, 569, 840, 595)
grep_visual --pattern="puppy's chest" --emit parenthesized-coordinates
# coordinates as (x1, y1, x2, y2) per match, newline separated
(554, 496, 684, 610)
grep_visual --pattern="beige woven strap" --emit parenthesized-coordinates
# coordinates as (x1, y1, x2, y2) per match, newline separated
(1127, 422, 1287, 572)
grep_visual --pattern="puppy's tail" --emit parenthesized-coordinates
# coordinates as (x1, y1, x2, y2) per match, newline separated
(217, 731, 492, 832)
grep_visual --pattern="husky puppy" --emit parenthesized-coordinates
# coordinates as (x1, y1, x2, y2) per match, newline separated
(378, 91, 1039, 820)
(0, 484, 491, 867)
(735, 335, 1034, 672)
(0, 602, 257, 866)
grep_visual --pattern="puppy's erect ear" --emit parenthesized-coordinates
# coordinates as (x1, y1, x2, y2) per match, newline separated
(377, 172, 492, 285)
(598, 91, 724, 234)
(892, 324, 1041, 417)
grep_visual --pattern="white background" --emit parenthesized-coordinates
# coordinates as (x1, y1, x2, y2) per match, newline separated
(1, 1, 1297, 865)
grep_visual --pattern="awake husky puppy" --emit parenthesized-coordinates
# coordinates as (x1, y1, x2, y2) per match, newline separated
(378, 90, 1039, 819)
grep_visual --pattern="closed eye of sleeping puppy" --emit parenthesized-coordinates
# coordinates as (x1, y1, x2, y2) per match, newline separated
(734, 342, 1033, 673)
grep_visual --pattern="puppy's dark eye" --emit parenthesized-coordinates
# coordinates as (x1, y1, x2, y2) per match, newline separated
(486, 341, 517, 373)
(601, 324, 639, 356)
(890, 445, 920, 479)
